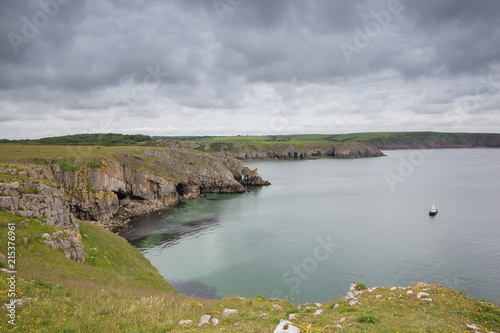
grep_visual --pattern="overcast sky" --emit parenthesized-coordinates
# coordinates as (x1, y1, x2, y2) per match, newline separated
(1, 0, 499, 139)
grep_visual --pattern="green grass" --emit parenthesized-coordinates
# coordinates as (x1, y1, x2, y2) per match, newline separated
(22, 187, 39, 195)
(2, 140, 500, 331)
(1, 206, 499, 332)
(0, 145, 149, 163)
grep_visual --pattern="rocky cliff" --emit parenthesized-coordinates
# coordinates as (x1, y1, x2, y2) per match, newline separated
(157, 140, 385, 160)
(0, 148, 270, 232)
(366, 132, 500, 150)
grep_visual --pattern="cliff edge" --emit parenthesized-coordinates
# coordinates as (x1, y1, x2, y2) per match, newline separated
(157, 140, 385, 160)
(0, 147, 270, 231)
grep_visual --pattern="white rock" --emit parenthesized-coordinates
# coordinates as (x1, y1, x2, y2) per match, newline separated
(344, 292, 355, 300)
(390, 286, 397, 291)
(334, 324, 343, 329)
(222, 308, 238, 317)
(368, 288, 374, 292)
(273, 319, 301, 333)
(314, 309, 324, 315)
(348, 300, 358, 306)
(407, 290, 413, 295)
(333, 303, 339, 310)
(420, 298, 432, 302)
(349, 282, 356, 292)
(417, 292, 430, 299)
(376, 295, 382, 299)
(466, 323, 480, 330)
(315, 302, 322, 307)
(211, 317, 219, 325)
(353, 290, 363, 296)
(198, 315, 211, 327)
(178, 320, 192, 325)
(288, 313, 297, 320)
(340, 317, 346, 323)
(273, 304, 284, 311)
(3, 298, 31, 308)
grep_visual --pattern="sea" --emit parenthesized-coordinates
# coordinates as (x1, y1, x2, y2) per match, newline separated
(120, 149, 500, 304)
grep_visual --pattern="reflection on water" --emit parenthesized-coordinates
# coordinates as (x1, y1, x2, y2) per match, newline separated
(120, 190, 262, 251)
(170, 280, 219, 299)
(124, 216, 220, 250)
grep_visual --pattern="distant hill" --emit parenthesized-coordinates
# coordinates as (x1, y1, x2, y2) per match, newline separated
(2, 132, 500, 149)
(155, 131, 500, 147)
(1, 133, 153, 146)
(360, 132, 500, 149)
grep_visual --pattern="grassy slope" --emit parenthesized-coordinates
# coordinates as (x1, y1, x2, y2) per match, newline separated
(1, 143, 500, 332)
(159, 131, 500, 145)
(158, 133, 395, 143)
(0, 210, 298, 332)
(0, 211, 500, 332)
(1, 209, 500, 332)
(0, 145, 149, 162)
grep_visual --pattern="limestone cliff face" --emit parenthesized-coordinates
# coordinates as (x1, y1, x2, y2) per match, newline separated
(0, 148, 269, 230)
(0, 165, 74, 229)
(217, 155, 271, 186)
(158, 140, 385, 160)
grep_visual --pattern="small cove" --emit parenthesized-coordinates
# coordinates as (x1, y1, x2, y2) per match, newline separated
(120, 149, 500, 304)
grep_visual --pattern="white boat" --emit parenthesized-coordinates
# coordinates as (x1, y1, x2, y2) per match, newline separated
(429, 204, 438, 216)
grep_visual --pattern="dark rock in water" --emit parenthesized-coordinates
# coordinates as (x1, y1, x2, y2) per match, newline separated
(170, 280, 219, 299)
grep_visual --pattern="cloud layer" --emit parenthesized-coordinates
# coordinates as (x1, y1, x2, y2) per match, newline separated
(1, 0, 499, 139)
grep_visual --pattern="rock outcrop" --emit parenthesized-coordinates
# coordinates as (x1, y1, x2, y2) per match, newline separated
(367, 132, 500, 150)
(43, 229, 85, 263)
(158, 140, 385, 160)
(0, 178, 74, 229)
(0, 147, 270, 230)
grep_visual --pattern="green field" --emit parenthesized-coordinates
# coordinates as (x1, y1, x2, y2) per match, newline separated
(1, 208, 500, 332)
(3, 132, 500, 150)
(1, 136, 500, 331)
(158, 132, 398, 143)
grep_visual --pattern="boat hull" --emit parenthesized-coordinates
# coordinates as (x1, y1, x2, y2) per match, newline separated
(429, 210, 438, 216)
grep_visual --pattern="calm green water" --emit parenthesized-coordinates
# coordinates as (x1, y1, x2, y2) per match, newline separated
(121, 149, 500, 304)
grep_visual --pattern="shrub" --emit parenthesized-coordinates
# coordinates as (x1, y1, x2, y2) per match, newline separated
(23, 187, 40, 194)
(357, 316, 379, 324)
(355, 282, 368, 291)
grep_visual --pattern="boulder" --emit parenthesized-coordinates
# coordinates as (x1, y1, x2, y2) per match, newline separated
(222, 308, 238, 317)
(198, 315, 211, 327)
(274, 319, 301, 333)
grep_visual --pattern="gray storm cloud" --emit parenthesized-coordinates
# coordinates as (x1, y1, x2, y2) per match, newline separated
(0, 0, 499, 139)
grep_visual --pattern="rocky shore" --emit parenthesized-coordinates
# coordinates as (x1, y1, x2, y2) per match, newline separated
(0, 149, 270, 232)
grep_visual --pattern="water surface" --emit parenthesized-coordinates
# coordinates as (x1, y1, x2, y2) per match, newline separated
(121, 149, 500, 304)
